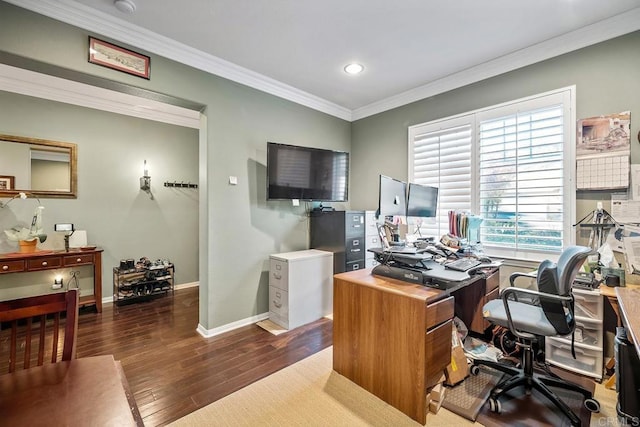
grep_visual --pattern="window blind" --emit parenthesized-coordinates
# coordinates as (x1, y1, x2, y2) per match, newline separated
(409, 116, 473, 238)
(478, 105, 565, 252)
(408, 87, 575, 261)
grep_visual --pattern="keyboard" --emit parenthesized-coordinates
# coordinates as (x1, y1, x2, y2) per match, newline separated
(445, 257, 482, 272)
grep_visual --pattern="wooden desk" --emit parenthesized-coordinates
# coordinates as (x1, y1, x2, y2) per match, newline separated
(333, 267, 496, 424)
(0, 248, 103, 312)
(615, 286, 640, 356)
(0, 354, 142, 426)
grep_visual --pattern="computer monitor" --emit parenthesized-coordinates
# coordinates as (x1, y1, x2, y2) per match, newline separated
(378, 175, 407, 218)
(406, 183, 438, 218)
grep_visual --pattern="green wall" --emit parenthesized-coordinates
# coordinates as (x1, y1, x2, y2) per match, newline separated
(351, 31, 640, 248)
(0, 3, 351, 330)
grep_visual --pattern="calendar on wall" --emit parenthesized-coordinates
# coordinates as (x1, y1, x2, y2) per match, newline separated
(576, 111, 631, 190)
(577, 155, 629, 190)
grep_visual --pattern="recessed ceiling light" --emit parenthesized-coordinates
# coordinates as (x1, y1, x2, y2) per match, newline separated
(114, 0, 136, 14)
(344, 63, 364, 75)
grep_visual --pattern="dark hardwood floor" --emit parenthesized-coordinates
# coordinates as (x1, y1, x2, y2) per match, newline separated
(76, 287, 333, 426)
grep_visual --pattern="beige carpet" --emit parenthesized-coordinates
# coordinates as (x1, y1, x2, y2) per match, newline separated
(169, 346, 618, 427)
(169, 347, 476, 426)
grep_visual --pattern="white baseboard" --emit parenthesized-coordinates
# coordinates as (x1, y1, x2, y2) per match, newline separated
(197, 312, 270, 338)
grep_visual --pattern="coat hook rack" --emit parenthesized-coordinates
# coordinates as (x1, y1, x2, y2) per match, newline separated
(164, 181, 198, 189)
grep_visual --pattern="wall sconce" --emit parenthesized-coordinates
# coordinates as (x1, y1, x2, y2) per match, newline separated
(53, 275, 63, 290)
(140, 160, 151, 193)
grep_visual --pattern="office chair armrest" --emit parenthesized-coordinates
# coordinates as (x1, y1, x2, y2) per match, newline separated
(500, 287, 572, 340)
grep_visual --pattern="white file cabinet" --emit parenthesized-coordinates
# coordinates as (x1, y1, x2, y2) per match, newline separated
(545, 287, 603, 380)
(364, 210, 381, 269)
(269, 249, 333, 330)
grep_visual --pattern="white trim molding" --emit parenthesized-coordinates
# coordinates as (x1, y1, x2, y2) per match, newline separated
(0, 63, 201, 128)
(6, 0, 640, 122)
(197, 312, 270, 339)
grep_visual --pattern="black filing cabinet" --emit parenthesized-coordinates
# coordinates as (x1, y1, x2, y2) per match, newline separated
(310, 210, 365, 273)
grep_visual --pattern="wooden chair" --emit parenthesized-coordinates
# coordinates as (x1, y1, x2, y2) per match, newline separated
(0, 289, 79, 373)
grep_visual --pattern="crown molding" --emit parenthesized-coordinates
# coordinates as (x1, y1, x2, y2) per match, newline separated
(351, 7, 640, 121)
(5, 1, 640, 123)
(4, 0, 353, 121)
(0, 63, 202, 128)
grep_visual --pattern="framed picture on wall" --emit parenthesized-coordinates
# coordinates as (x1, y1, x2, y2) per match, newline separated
(88, 37, 150, 79)
(0, 175, 15, 190)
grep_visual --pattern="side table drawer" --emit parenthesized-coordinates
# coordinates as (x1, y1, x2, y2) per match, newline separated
(64, 253, 94, 266)
(27, 256, 62, 271)
(0, 260, 25, 274)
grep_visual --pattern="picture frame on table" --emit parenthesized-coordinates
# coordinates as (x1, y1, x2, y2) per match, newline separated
(88, 36, 150, 79)
(0, 175, 15, 190)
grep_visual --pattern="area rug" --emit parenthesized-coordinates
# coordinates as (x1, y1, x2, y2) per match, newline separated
(477, 366, 596, 427)
(168, 346, 477, 426)
(442, 365, 504, 421)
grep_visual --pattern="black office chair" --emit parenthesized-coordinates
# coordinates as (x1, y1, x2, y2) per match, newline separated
(470, 245, 600, 426)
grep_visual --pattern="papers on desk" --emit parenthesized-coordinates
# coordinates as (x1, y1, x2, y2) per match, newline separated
(623, 236, 640, 274)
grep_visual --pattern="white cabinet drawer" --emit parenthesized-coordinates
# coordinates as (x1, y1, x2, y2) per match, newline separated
(573, 290, 602, 320)
(546, 337, 602, 379)
(269, 286, 289, 324)
(573, 317, 602, 347)
(365, 257, 379, 268)
(365, 210, 379, 236)
(365, 234, 380, 250)
(269, 259, 289, 291)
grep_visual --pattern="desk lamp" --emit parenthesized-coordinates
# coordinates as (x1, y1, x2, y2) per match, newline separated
(54, 223, 75, 252)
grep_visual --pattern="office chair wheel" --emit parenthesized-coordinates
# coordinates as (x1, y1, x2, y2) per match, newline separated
(470, 365, 480, 376)
(489, 397, 502, 414)
(584, 398, 600, 413)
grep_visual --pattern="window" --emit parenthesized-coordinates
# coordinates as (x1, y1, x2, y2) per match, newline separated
(408, 87, 575, 260)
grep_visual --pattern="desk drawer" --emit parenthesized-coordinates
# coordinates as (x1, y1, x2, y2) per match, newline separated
(426, 296, 454, 330)
(27, 256, 62, 271)
(485, 271, 499, 294)
(0, 260, 25, 274)
(64, 253, 94, 266)
(425, 319, 453, 386)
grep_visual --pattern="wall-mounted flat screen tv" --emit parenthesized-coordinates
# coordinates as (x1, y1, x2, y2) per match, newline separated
(267, 142, 349, 201)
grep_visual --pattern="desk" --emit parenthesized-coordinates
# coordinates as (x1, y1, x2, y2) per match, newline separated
(615, 286, 640, 356)
(0, 355, 142, 426)
(0, 248, 103, 312)
(333, 267, 498, 424)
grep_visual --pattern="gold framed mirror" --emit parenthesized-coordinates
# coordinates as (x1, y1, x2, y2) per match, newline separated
(0, 134, 77, 199)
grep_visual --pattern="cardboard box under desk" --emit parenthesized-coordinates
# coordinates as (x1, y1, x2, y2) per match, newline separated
(444, 345, 469, 386)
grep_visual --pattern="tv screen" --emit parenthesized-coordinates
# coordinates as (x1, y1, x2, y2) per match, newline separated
(267, 142, 349, 201)
(378, 175, 407, 217)
(406, 183, 438, 218)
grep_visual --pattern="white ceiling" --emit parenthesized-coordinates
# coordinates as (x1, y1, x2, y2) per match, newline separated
(7, 0, 640, 120)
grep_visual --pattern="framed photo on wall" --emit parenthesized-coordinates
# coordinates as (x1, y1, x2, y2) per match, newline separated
(0, 175, 15, 190)
(88, 37, 150, 79)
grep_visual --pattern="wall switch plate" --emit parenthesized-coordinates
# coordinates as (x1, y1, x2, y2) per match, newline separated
(292, 199, 300, 206)
(229, 176, 238, 185)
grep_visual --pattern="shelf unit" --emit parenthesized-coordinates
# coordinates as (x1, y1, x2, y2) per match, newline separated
(545, 287, 603, 380)
(113, 263, 174, 305)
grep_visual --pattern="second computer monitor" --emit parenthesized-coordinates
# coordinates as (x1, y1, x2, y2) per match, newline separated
(406, 182, 438, 218)
(378, 175, 407, 218)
